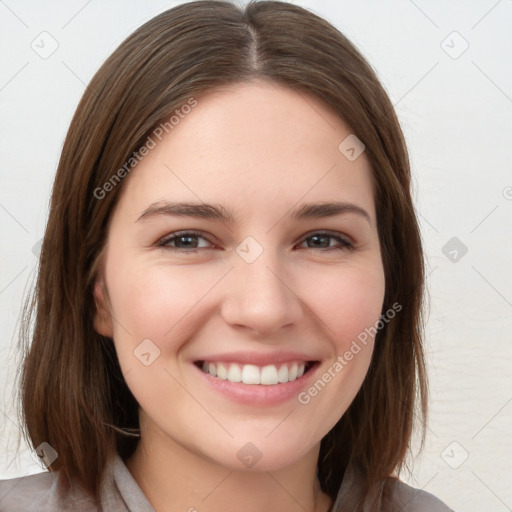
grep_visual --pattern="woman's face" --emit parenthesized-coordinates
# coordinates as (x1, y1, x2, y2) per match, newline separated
(94, 80, 385, 471)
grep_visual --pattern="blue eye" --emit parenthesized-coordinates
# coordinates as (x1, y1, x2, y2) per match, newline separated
(298, 231, 353, 251)
(157, 230, 353, 252)
(158, 231, 213, 250)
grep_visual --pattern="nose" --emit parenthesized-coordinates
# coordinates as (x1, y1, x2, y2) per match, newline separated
(220, 250, 303, 338)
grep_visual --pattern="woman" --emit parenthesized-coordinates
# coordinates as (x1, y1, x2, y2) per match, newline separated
(0, 1, 454, 510)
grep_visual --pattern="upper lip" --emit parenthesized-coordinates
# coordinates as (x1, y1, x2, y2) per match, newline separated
(194, 351, 320, 367)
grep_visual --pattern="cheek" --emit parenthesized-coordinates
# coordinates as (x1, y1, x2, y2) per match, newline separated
(305, 262, 386, 349)
(105, 256, 227, 351)
(103, 260, 226, 416)
(292, 262, 385, 440)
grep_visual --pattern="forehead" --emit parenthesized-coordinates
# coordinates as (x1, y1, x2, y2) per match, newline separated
(116, 80, 376, 223)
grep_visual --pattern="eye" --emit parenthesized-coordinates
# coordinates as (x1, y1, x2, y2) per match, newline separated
(157, 230, 354, 253)
(158, 231, 214, 251)
(297, 231, 353, 251)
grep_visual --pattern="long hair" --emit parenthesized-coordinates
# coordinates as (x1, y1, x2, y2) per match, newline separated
(16, 0, 427, 507)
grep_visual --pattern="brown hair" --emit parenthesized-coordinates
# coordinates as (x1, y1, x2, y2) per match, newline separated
(15, 0, 427, 508)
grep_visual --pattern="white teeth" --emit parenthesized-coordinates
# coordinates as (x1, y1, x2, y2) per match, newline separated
(227, 364, 242, 383)
(261, 365, 279, 385)
(242, 364, 260, 384)
(199, 361, 310, 385)
(277, 364, 289, 383)
(216, 363, 228, 380)
(289, 363, 298, 381)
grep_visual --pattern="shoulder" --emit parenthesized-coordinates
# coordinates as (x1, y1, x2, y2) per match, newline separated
(0, 471, 54, 510)
(0, 454, 147, 512)
(332, 463, 455, 512)
(384, 477, 455, 512)
(0, 470, 97, 512)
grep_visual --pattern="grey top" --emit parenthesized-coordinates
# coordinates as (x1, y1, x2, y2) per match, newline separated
(0, 453, 454, 511)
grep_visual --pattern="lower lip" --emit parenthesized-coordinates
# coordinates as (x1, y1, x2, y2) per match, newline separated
(192, 362, 319, 406)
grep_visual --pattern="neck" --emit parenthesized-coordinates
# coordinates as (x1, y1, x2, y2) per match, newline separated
(125, 422, 332, 512)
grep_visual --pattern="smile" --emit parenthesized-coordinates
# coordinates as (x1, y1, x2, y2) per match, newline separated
(196, 360, 314, 385)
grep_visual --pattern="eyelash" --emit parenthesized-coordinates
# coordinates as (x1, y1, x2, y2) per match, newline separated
(157, 230, 354, 253)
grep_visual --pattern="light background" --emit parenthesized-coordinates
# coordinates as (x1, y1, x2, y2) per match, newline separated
(0, 1, 511, 511)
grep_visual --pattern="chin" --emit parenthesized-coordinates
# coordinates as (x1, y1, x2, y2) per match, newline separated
(197, 431, 321, 473)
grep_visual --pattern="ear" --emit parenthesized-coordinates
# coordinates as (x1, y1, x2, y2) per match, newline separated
(93, 279, 114, 338)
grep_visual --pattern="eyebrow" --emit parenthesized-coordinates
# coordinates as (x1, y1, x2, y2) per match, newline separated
(136, 200, 371, 225)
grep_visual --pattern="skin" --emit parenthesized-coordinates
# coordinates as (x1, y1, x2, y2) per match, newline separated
(94, 80, 385, 512)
